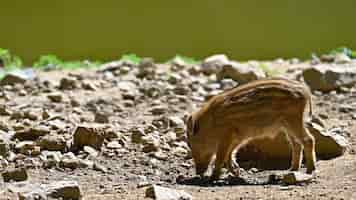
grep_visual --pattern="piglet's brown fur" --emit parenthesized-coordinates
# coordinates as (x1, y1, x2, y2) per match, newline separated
(186, 78, 316, 180)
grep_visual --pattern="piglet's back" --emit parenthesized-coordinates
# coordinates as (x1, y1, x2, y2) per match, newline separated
(206, 78, 311, 126)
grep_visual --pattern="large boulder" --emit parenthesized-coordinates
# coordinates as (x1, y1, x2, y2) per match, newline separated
(217, 61, 266, 84)
(236, 120, 348, 168)
(302, 64, 356, 91)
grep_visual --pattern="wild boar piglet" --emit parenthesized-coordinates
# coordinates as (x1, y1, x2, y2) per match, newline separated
(186, 78, 316, 180)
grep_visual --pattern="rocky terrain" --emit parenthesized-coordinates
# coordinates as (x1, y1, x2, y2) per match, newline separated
(0, 54, 355, 200)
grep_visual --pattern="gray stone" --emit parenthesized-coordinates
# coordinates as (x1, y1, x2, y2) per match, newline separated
(106, 141, 122, 149)
(2, 167, 28, 182)
(47, 92, 63, 103)
(0, 105, 12, 116)
(7, 182, 46, 200)
(142, 136, 160, 153)
(8, 181, 81, 200)
(81, 80, 97, 91)
(38, 134, 66, 151)
(83, 146, 99, 157)
(145, 185, 193, 200)
(93, 163, 108, 173)
(137, 58, 156, 79)
(15, 141, 38, 155)
(60, 152, 80, 169)
(282, 172, 313, 185)
(0, 70, 35, 86)
(201, 54, 230, 75)
(131, 128, 146, 144)
(59, 77, 78, 90)
(217, 61, 266, 84)
(40, 151, 62, 168)
(45, 181, 81, 200)
(94, 112, 109, 124)
(0, 134, 10, 157)
(302, 64, 356, 91)
(168, 116, 185, 128)
(73, 125, 104, 150)
(14, 125, 51, 141)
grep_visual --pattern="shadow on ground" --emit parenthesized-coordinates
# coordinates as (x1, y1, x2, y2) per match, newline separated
(177, 173, 283, 187)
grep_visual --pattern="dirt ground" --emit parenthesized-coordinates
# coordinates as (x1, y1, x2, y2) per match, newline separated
(0, 61, 355, 200)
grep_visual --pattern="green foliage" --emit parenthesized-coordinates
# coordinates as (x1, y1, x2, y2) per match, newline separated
(120, 54, 142, 64)
(171, 54, 200, 65)
(0, 48, 23, 80)
(33, 54, 62, 69)
(352, 51, 356, 59)
(0, 48, 23, 70)
(33, 54, 101, 70)
(329, 46, 356, 58)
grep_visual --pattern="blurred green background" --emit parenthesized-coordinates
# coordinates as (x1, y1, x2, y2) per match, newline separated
(1, 0, 355, 64)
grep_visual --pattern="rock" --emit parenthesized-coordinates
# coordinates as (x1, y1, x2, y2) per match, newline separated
(0, 70, 35, 86)
(59, 77, 78, 90)
(10, 110, 25, 120)
(0, 105, 12, 115)
(60, 152, 80, 169)
(0, 156, 9, 170)
(99, 60, 135, 72)
(45, 181, 81, 200)
(8, 181, 81, 200)
(142, 136, 160, 153)
(145, 185, 192, 200)
(172, 147, 189, 157)
(149, 106, 167, 115)
(47, 92, 63, 103)
(150, 151, 168, 161)
(235, 121, 348, 167)
(107, 141, 122, 149)
(81, 80, 97, 91)
(14, 125, 51, 141)
(201, 54, 230, 75)
(24, 110, 40, 121)
(307, 122, 348, 159)
(217, 61, 266, 84)
(15, 141, 38, 155)
(2, 168, 28, 182)
(83, 146, 99, 157)
(131, 128, 146, 143)
(173, 86, 191, 95)
(7, 182, 46, 200)
(168, 116, 185, 128)
(282, 172, 313, 185)
(0, 134, 10, 157)
(38, 134, 67, 151)
(117, 81, 137, 92)
(40, 151, 62, 168)
(93, 163, 108, 173)
(73, 125, 104, 150)
(94, 112, 109, 123)
(137, 58, 156, 79)
(302, 64, 356, 91)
